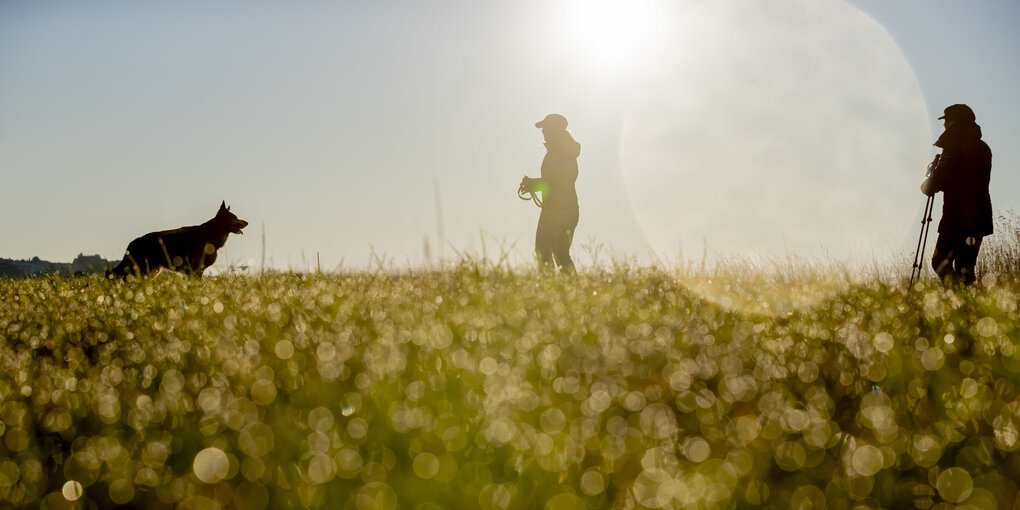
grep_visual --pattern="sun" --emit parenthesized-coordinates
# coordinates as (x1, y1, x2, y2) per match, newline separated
(559, 0, 661, 69)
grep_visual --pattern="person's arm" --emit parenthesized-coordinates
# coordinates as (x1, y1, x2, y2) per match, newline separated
(921, 154, 940, 196)
(928, 148, 958, 193)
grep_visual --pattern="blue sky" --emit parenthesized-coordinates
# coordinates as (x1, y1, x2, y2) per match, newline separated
(1, 0, 1017, 270)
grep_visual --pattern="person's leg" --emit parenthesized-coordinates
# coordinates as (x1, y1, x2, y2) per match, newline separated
(551, 209, 579, 274)
(954, 235, 983, 285)
(931, 233, 959, 285)
(536, 211, 554, 269)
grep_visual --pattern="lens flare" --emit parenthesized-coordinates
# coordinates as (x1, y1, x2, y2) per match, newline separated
(621, 0, 930, 313)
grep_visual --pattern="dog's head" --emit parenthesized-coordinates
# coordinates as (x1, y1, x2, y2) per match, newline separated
(215, 201, 248, 235)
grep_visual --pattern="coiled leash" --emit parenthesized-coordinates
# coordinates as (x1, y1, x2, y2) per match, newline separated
(518, 180, 543, 208)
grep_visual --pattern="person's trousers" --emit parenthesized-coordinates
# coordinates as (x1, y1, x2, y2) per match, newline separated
(931, 232, 983, 286)
(536, 208, 578, 272)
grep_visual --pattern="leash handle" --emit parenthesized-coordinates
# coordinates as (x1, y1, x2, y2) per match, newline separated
(518, 186, 543, 208)
(518, 178, 543, 208)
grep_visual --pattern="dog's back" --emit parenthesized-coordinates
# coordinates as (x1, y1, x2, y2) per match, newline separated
(112, 226, 202, 276)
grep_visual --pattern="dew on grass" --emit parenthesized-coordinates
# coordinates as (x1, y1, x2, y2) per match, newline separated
(250, 380, 277, 406)
(936, 467, 973, 503)
(274, 340, 295, 359)
(412, 452, 440, 479)
(193, 447, 230, 483)
(873, 332, 894, 353)
(5, 263, 1020, 507)
(851, 444, 883, 476)
(306, 454, 335, 484)
(61, 480, 83, 501)
(580, 469, 605, 495)
(544, 492, 584, 510)
(682, 437, 711, 463)
(0, 461, 20, 488)
(108, 479, 135, 505)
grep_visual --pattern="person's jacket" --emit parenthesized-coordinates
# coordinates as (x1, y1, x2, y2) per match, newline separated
(539, 133, 580, 211)
(928, 122, 993, 236)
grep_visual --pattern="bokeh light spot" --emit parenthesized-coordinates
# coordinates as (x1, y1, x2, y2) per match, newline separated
(936, 467, 973, 504)
(356, 482, 397, 510)
(61, 480, 83, 501)
(682, 437, 711, 463)
(108, 479, 135, 505)
(580, 469, 605, 496)
(413, 453, 440, 479)
(545, 492, 585, 510)
(193, 447, 230, 484)
(851, 445, 883, 476)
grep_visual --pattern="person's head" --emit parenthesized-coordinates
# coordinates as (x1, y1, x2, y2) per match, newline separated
(535, 113, 568, 141)
(939, 104, 976, 129)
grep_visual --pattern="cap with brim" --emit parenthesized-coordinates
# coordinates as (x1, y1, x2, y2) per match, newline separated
(938, 104, 975, 122)
(535, 113, 568, 130)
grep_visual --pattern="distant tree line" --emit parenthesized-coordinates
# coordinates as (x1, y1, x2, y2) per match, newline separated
(0, 254, 110, 278)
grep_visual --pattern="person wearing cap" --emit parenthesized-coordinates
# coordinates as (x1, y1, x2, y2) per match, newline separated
(524, 113, 581, 273)
(921, 104, 993, 286)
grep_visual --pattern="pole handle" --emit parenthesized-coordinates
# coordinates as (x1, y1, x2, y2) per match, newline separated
(926, 153, 941, 177)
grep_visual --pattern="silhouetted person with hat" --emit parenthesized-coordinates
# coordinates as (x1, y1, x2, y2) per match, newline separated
(523, 114, 580, 273)
(921, 104, 993, 286)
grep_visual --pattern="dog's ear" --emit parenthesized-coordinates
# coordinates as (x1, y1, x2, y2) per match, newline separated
(219, 200, 227, 212)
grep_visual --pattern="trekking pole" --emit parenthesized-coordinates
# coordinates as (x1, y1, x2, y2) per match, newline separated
(909, 154, 940, 287)
(909, 194, 934, 286)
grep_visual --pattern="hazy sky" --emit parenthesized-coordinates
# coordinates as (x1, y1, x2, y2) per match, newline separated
(2, 0, 1017, 270)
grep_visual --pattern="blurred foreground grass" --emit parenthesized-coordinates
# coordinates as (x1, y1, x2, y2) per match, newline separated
(1, 260, 1020, 509)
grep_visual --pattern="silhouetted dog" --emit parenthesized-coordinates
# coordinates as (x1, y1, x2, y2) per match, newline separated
(108, 201, 248, 279)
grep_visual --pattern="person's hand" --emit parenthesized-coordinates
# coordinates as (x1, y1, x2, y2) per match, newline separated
(921, 179, 935, 197)
(520, 176, 539, 193)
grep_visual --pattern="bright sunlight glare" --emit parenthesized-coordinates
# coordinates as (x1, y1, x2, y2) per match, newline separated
(560, 0, 661, 68)
(620, 0, 931, 314)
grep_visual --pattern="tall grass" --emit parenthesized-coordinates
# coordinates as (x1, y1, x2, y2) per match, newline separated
(0, 217, 1018, 509)
(977, 211, 1020, 282)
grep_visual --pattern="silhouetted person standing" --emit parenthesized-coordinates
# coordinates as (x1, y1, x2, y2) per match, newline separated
(526, 114, 580, 273)
(921, 104, 993, 286)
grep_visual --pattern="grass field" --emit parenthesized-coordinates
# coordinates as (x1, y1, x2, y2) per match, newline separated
(2, 224, 1020, 509)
